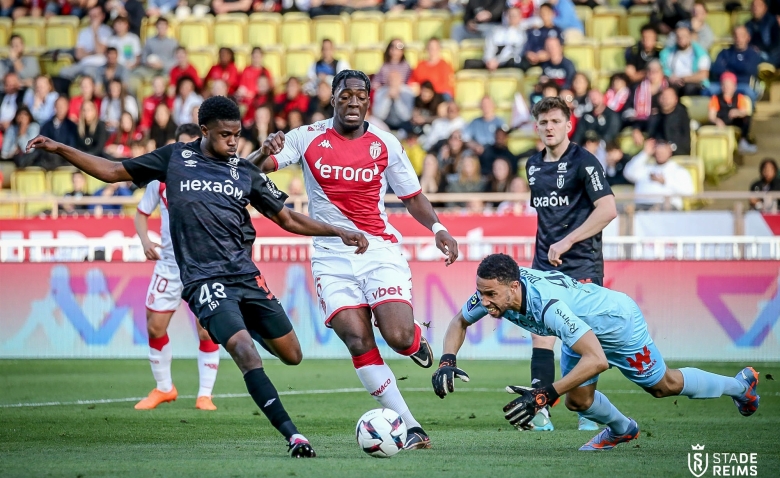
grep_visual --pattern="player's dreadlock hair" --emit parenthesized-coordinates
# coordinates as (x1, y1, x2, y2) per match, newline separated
(332, 70, 371, 96)
(477, 254, 521, 285)
(175, 123, 202, 142)
(197, 96, 241, 127)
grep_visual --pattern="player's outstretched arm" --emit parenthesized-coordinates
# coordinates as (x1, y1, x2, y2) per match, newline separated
(432, 312, 471, 399)
(248, 131, 285, 172)
(402, 193, 459, 265)
(269, 207, 369, 253)
(134, 211, 161, 261)
(26, 135, 131, 183)
(548, 195, 617, 267)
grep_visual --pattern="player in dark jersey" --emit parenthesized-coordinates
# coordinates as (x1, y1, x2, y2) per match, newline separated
(523, 97, 618, 431)
(26, 96, 369, 458)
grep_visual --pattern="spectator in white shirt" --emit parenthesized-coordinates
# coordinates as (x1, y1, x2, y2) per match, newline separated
(623, 138, 695, 210)
(424, 101, 466, 151)
(172, 76, 203, 126)
(480, 6, 527, 70)
(58, 6, 114, 80)
(107, 16, 142, 70)
(372, 70, 415, 132)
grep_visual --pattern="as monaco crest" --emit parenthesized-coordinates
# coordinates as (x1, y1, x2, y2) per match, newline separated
(369, 141, 382, 160)
(688, 444, 709, 477)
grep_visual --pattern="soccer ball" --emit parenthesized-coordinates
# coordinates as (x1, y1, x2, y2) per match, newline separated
(355, 408, 407, 458)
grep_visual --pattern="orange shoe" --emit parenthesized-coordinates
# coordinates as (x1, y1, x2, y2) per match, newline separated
(134, 386, 178, 410)
(195, 395, 217, 411)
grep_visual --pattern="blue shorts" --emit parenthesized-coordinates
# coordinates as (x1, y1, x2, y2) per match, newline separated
(560, 303, 667, 389)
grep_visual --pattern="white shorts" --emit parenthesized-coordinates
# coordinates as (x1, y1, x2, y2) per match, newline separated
(145, 261, 183, 314)
(311, 245, 413, 326)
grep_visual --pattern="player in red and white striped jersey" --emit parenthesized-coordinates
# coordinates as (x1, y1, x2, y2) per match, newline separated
(251, 70, 459, 450)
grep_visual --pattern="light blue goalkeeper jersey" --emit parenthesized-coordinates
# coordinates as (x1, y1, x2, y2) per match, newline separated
(461, 267, 643, 351)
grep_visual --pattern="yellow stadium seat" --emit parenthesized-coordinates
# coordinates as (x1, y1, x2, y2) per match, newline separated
(312, 15, 347, 44)
(439, 39, 458, 68)
(349, 12, 382, 47)
(575, 5, 593, 37)
(281, 17, 312, 48)
(40, 55, 72, 77)
(732, 10, 752, 28)
(403, 41, 422, 68)
(591, 6, 626, 41)
(49, 167, 78, 197)
(455, 70, 487, 109)
(214, 14, 247, 47)
(45, 16, 79, 50)
(261, 44, 284, 81)
(564, 39, 597, 71)
(496, 107, 512, 124)
(285, 46, 317, 80)
(179, 17, 213, 49)
(459, 107, 482, 123)
(248, 12, 281, 47)
(0, 17, 11, 45)
(696, 129, 733, 179)
(705, 8, 731, 38)
(488, 70, 523, 110)
(383, 12, 415, 44)
(268, 166, 302, 193)
(0, 190, 19, 219)
(86, 175, 107, 195)
(188, 47, 217, 79)
(709, 39, 732, 61)
(0, 160, 14, 188)
(458, 39, 484, 69)
(233, 45, 251, 71)
(618, 130, 642, 157)
(353, 45, 384, 75)
(508, 131, 538, 156)
(679, 95, 710, 125)
(12, 168, 49, 216)
(12, 18, 45, 48)
(598, 36, 634, 72)
(141, 17, 178, 44)
(627, 6, 652, 41)
(416, 10, 449, 42)
(334, 44, 354, 67)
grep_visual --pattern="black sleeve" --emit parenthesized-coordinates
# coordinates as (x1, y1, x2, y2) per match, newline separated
(603, 111, 622, 143)
(248, 167, 289, 218)
(571, 116, 586, 145)
(122, 143, 175, 188)
(646, 112, 660, 139)
(485, 0, 505, 22)
(578, 152, 613, 203)
(562, 59, 576, 90)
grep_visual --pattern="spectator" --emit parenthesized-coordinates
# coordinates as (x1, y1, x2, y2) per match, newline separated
(0, 72, 26, 131)
(625, 24, 662, 84)
(660, 21, 711, 96)
(274, 77, 309, 131)
(140, 76, 171, 133)
(373, 39, 412, 89)
(463, 96, 506, 156)
(745, 0, 780, 66)
(485, 157, 513, 198)
(647, 87, 691, 155)
(605, 73, 631, 114)
(373, 71, 415, 132)
(623, 139, 694, 210)
(239, 105, 276, 157)
(104, 111, 142, 159)
(445, 153, 487, 203)
(100, 78, 138, 132)
(136, 17, 178, 80)
(652, 0, 694, 34)
(709, 26, 762, 102)
(664, 2, 715, 51)
(403, 129, 426, 174)
(107, 16, 141, 70)
(76, 100, 108, 157)
(423, 101, 466, 151)
(45, 0, 86, 17)
(411, 81, 444, 128)
(708, 72, 756, 154)
(0, 35, 40, 90)
(309, 0, 383, 17)
(438, 130, 468, 176)
(480, 125, 520, 176)
(559, 88, 578, 137)
(207, 79, 229, 99)
(242, 75, 275, 127)
(419, 154, 446, 195)
(40, 97, 78, 151)
(58, 6, 113, 82)
(172, 76, 203, 126)
(451, 0, 505, 42)
(2, 106, 40, 166)
(471, 6, 526, 70)
(92, 181, 133, 215)
(237, 47, 274, 103)
(205, 48, 240, 96)
(212, 0, 253, 14)
(539, 37, 576, 90)
(582, 130, 607, 168)
(496, 177, 534, 215)
(287, 109, 305, 131)
(68, 76, 101, 123)
(572, 89, 622, 144)
(530, 79, 561, 106)
(306, 80, 335, 124)
(625, 59, 668, 144)
(604, 140, 632, 185)
(148, 102, 177, 150)
(305, 39, 350, 96)
(96, 47, 130, 91)
(23, 75, 58, 124)
(105, 0, 145, 36)
(169, 47, 203, 91)
(252, 0, 283, 12)
(409, 38, 455, 99)
(547, 0, 584, 38)
(60, 171, 90, 216)
(571, 72, 591, 117)
(507, 0, 538, 20)
(146, 0, 178, 17)
(749, 158, 780, 210)
(520, 3, 564, 71)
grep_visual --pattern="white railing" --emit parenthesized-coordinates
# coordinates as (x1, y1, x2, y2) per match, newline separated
(2, 236, 780, 263)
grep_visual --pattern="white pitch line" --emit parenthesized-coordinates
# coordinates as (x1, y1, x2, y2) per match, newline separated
(2, 388, 776, 409)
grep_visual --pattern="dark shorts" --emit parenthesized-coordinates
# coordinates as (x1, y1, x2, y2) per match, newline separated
(577, 277, 603, 287)
(182, 273, 293, 345)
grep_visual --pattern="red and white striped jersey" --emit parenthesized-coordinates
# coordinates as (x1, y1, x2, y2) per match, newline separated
(271, 119, 421, 252)
(136, 180, 177, 268)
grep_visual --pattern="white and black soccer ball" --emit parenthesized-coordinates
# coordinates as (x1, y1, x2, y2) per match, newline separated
(355, 408, 407, 458)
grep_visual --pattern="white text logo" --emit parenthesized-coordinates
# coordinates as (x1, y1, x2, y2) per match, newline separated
(533, 192, 569, 208)
(184, 160, 197, 167)
(687, 444, 759, 477)
(314, 157, 378, 182)
(180, 179, 244, 200)
(558, 162, 567, 173)
(528, 166, 539, 176)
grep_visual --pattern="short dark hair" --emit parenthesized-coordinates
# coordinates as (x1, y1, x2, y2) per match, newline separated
(332, 69, 371, 96)
(175, 123, 202, 141)
(606, 140, 621, 152)
(8, 34, 21, 45)
(759, 157, 778, 175)
(197, 96, 241, 127)
(106, 47, 118, 55)
(476, 254, 520, 285)
(640, 23, 657, 34)
(540, 3, 554, 12)
(156, 17, 168, 26)
(532, 96, 571, 120)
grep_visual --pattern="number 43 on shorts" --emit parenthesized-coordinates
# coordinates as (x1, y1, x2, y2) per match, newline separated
(199, 282, 227, 311)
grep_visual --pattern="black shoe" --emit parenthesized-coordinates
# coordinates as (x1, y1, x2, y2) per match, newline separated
(288, 435, 316, 458)
(410, 335, 433, 369)
(404, 427, 431, 450)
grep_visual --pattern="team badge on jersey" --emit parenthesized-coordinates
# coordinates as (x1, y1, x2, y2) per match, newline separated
(528, 166, 539, 176)
(369, 141, 382, 160)
(557, 175, 564, 188)
(228, 157, 240, 166)
(557, 162, 567, 173)
(182, 150, 193, 158)
(466, 293, 480, 311)
(231, 168, 239, 180)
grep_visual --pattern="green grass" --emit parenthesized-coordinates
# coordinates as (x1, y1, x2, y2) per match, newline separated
(0, 360, 778, 478)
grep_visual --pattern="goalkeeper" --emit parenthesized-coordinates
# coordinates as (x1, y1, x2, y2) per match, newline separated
(432, 253, 761, 451)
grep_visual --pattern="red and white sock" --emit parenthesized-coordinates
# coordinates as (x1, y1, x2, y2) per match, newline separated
(197, 339, 220, 398)
(149, 334, 172, 392)
(353, 348, 421, 429)
(395, 322, 422, 356)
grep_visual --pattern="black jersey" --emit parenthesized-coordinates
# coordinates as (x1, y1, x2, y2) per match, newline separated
(526, 142, 613, 280)
(123, 140, 288, 286)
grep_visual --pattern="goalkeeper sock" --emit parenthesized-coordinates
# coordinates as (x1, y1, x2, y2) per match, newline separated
(148, 334, 173, 392)
(353, 347, 421, 430)
(581, 391, 631, 435)
(680, 368, 746, 398)
(531, 347, 555, 388)
(243, 368, 298, 440)
(197, 340, 220, 397)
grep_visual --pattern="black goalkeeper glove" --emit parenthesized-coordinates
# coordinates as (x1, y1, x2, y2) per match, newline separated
(502, 385, 560, 430)
(431, 354, 470, 399)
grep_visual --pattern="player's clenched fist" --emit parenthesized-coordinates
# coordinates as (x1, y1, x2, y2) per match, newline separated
(431, 354, 470, 399)
(503, 385, 559, 430)
(261, 131, 286, 156)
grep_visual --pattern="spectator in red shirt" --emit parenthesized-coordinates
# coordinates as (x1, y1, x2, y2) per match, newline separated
(205, 47, 240, 96)
(237, 47, 274, 104)
(274, 77, 309, 131)
(242, 74, 275, 127)
(104, 111, 143, 160)
(409, 38, 455, 99)
(139, 76, 172, 133)
(68, 76, 101, 123)
(169, 47, 202, 91)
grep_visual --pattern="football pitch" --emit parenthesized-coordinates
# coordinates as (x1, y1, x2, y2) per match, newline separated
(1, 359, 778, 478)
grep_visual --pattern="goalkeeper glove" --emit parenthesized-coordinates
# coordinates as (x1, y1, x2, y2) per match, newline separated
(431, 354, 470, 399)
(503, 385, 560, 430)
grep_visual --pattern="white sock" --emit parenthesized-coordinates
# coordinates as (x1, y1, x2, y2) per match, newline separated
(353, 348, 421, 430)
(197, 349, 220, 397)
(149, 335, 172, 393)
